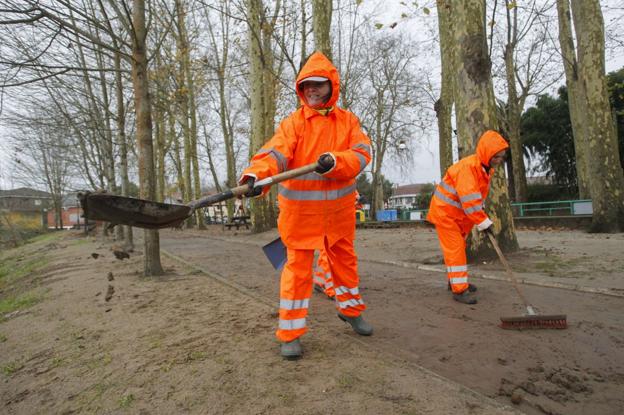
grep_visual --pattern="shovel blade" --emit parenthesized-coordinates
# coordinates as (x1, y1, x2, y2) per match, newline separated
(262, 237, 287, 271)
(79, 192, 192, 229)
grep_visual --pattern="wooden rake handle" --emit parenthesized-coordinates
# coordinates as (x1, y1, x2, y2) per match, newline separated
(486, 231, 536, 315)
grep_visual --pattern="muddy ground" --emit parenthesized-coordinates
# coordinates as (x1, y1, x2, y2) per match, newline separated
(1, 226, 623, 414)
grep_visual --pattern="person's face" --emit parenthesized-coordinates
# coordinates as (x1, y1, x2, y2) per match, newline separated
(302, 81, 331, 108)
(489, 149, 507, 167)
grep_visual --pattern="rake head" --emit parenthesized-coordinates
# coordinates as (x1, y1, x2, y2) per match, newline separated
(500, 314, 567, 330)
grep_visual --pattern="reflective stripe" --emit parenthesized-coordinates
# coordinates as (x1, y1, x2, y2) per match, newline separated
(258, 147, 288, 172)
(464, 204, 484, 214)
(439, 181, 457, 195)
(447, 265, 468, 273)
(279, 318, 306, 330)
(434, 189, 462, 209)
(353, 143, 372, 155)
(338, 298, 365, 309)
(278, 183, 356, 201)
(325, 281, 334, 288)
(292, 172, 330, 181)
(355, 152, 367, 173)
(279, 298, 310, 310)
(460, 192, 482, 203)
(313, 276, 325, 285)
(450, 277, 468, 285)
(335, 285, 360, 296)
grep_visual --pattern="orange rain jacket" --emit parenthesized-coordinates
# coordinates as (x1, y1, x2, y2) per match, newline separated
(426, 130, 509, 233)
(241, 52, 372, 249)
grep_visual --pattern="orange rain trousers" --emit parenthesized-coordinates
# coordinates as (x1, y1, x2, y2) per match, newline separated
(313, 249, 335, 298)
(277, 236, 365, 342)
(434, 221, 470, 294)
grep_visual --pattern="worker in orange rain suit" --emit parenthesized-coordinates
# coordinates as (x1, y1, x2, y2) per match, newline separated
(239, 51, 373, 359)
(426, 130, 509, 305)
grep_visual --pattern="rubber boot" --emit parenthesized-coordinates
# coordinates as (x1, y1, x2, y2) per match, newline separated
(280, 338, 302, 360)
(452, 290, 478, 304)
(337, 313, 373, 336)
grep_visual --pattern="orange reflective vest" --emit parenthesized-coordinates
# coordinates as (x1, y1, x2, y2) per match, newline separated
(427, 130, 509, 233)
(242, 52, 371, 249)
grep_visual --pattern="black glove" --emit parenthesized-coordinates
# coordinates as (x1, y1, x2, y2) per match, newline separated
(242, 177, 263, 198)
(483, 226, 494, 237)
(315, 154, 335, 174)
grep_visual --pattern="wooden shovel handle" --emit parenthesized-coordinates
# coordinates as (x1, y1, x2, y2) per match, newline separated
(188, 162, 319, 210)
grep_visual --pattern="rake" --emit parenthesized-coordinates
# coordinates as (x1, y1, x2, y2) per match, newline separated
(486, 232, 567, 330)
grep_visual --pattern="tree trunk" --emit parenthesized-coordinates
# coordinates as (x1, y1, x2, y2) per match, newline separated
(115, 49, 133, 249)
(247, 0, 275, 232)
(556, 0, 590, 199)
(312, 0, 332, 59)
(435, 0, 455, 176)
(262, 14, 279, 227)
(132, 0, 163, 275)
(504, 47, 528, 203)
(171, 109, 186, 203)
(452, 0, 519, 257)
(570, 0, 624, 232)
(176, 0, 204, 229)
(175, 0, 193, 228)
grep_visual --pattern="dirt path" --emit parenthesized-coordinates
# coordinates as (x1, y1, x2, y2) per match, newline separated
(158, 226, 624, 415)
(1, 232, 519, 415)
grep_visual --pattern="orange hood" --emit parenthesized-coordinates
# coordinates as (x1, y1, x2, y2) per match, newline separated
(296, 51, 340, 109)
(476, 130, 509, 167)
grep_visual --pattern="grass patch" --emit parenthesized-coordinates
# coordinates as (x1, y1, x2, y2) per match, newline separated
(1, 360, 24, 376)
(118, 394, 135, 409)
(0, 256, 49, 287)
(50, 357, 64, 368)
(0, 333, 6, 342)
(28, 232, 62, 245)
(0, 291, 42, 315)
(336, 372, 359, 389)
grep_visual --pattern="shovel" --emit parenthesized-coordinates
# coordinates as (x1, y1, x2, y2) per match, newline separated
(78, 163, 319, 229)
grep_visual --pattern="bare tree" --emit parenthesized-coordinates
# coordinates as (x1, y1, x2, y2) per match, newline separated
(355, 33, 429, 220)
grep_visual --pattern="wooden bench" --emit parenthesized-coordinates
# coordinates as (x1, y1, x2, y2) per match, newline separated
(224, 215, 250, 230)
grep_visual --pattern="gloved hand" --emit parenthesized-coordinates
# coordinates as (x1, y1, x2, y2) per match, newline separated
(240, 176, 263, 198)
(482, 225, 495, 237)
(315, 153, 335, 174)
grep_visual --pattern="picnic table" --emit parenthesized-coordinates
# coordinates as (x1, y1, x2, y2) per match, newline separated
(224, 215, 250, 230)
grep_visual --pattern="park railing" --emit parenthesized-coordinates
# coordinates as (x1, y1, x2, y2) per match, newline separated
(510, 199, 592, 217)
(363, 199, 593, 223)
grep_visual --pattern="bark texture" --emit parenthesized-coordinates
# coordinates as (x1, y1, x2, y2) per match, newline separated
(570, 0, 624, 232)
(247, 0, 276, 232)
(132, 0, 163, 275)
(556, 0, 590, 198)
(435, 0, 455, 176)
(452, 0, 519, 257)
(312, 0, 332, 60)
